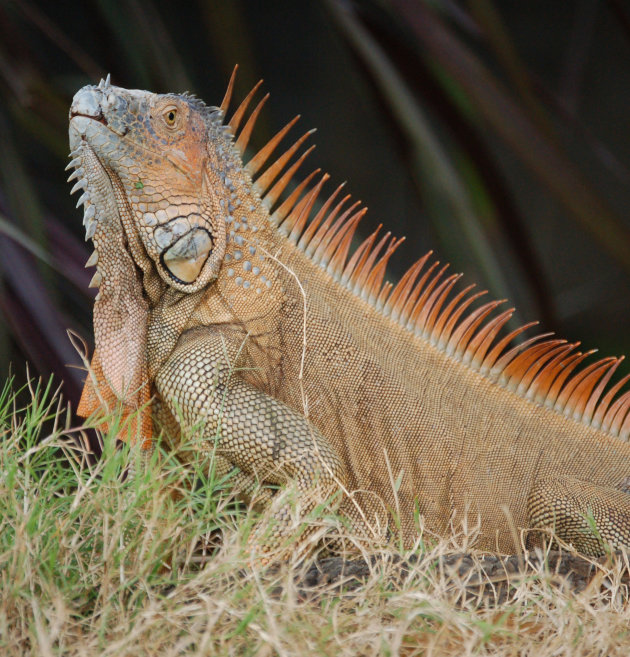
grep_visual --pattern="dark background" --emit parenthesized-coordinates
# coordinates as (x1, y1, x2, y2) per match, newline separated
(1, 0, 630, 408)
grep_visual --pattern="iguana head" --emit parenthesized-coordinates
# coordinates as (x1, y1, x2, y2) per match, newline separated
(68, 77, 229, 293)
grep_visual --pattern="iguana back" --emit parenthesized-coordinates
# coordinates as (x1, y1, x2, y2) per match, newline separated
(68, 71, 630, 558)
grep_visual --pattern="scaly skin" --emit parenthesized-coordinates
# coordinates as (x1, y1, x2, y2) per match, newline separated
(68, 77, 630, 559)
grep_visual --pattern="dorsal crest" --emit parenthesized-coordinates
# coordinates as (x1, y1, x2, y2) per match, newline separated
(220, 66, 630, 441)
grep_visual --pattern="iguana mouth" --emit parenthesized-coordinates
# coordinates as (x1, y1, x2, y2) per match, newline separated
(70, 110, 108, 127)
(70, 111, 130, 139)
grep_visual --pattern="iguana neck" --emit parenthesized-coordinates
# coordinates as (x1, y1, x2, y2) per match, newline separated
(190, 157, 287, 340)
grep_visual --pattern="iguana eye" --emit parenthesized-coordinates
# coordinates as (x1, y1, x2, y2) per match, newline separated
(164, 108, 178, 126)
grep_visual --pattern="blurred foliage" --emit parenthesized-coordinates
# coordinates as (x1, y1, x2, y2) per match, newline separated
(1, 0, 630, 408)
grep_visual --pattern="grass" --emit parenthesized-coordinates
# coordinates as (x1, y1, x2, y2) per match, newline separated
(1, 376, 630, 656)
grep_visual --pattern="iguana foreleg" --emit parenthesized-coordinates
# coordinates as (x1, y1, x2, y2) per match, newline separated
(154, 327, 350, 559)
(528, 475, 630, 556)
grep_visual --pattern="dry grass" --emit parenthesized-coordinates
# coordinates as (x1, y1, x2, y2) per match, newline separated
(2, 378, 630, 657)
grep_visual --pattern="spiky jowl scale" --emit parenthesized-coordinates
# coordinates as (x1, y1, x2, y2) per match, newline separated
(68, 68, 630, 559)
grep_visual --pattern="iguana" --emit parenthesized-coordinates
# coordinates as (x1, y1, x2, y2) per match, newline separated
(68, 70, 630, 560)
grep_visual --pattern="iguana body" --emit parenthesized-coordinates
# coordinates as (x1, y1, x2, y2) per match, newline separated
(68, 72, 630, 558)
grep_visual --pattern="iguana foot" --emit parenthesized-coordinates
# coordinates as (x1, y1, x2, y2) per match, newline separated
(528, 475, 630, 556)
